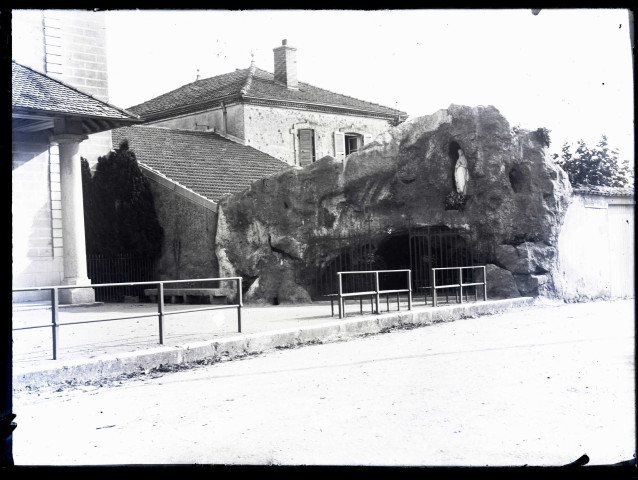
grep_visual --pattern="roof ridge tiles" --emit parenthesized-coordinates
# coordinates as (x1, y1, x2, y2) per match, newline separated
(250, 67, 406, 115)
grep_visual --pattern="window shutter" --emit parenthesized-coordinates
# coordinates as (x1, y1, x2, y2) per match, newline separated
(334, 131, 345, 158)
(298, 128, 315, 166)
(363, 134, 372, 145)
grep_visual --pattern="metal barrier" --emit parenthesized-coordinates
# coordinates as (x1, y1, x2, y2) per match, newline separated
(336, 269, 412, 319)
(431, 266, 487, 307)
(12, 277, 243, 360)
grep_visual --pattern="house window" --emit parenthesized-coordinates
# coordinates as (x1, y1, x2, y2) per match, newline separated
(298, 128, 315, 166)
(335, 131, 371, 159)
(345, 134, 362, 155)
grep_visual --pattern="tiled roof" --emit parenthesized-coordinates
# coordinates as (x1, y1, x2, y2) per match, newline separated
(573, 184, 635, 197)
(12, 61, 140, 121)
(111, 125, 291, 202)
(128, 66, 407, 120)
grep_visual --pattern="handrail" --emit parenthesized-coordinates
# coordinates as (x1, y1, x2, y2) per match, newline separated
(12, 276, 243, 360)
(431, 266, 487, 307)
(336, 269, 412, 319)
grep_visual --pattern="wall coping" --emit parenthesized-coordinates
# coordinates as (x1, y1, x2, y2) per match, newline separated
(139, 163, 218, 213)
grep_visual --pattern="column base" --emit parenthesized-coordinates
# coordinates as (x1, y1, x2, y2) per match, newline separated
(59, 278, 95, 305)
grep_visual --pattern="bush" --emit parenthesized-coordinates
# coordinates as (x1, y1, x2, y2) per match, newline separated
(553, 135, 632, 188)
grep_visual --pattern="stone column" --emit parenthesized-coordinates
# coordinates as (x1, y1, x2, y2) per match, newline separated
(50, 134, 95, 304)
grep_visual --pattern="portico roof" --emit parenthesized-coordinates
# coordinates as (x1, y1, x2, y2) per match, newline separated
(12, 61, 142, 135)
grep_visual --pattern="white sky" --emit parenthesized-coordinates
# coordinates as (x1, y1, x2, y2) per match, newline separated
(104, 9, 634, 161)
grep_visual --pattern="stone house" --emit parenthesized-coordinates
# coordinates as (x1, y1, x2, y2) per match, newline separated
(127, 40, 408, 167)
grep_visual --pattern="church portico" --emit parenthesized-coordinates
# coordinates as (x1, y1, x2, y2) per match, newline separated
(12, 60, 142, 304)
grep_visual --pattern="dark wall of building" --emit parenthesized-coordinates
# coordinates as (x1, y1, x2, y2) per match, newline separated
(145, 173, 219, 283)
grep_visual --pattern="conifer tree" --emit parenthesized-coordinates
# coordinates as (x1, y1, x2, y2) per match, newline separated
(82, 140, 164, 258)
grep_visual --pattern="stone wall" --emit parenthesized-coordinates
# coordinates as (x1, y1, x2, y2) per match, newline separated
(242, 104, 392, 165)
(215, 105, 572, 304)
(143, 168, 219, 283)
(12, 132, 64, 301)
(149, 102, 393, 166)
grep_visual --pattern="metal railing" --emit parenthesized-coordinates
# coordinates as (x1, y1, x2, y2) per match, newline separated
(431, 266, 487, 307)
(12, 277, 243, 360)
(335, 269, 412, 319)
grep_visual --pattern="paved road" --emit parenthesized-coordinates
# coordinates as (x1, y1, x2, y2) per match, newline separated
(11, 299, 635, 466)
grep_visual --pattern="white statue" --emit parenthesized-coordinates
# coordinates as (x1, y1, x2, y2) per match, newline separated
(454, 148, 469, 195)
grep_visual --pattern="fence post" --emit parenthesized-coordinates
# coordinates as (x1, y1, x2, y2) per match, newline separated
(157, 282, 165, 344)
(237, 277, 242, 333)
(432, 268, 437, 307)
(338, 273, 344, 319)
(51, 288, 59, 360)
(374, 271, 380, 314)
(483, 266, 488, 301)
(407, 270, 412, 311)
(459, 267, 463, 304)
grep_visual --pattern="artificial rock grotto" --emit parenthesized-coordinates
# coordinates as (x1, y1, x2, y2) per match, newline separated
(215, 105, 572, 304)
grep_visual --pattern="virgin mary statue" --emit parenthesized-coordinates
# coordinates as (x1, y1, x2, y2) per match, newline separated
(454, 149, 469, 195)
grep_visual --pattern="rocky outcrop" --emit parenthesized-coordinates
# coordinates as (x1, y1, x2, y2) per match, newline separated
(495, 242, 557, 275)
(215, 105, 572, 304)
(484, 264, 521, 299)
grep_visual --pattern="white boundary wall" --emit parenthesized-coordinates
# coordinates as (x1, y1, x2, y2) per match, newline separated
(556, 191, 634, 301)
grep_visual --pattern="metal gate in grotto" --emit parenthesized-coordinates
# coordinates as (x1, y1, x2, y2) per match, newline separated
(307, 224, 478, 302)
(408, 226, 477, 302)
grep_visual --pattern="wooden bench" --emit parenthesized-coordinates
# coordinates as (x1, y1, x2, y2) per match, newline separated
(143, 288, 230, 305)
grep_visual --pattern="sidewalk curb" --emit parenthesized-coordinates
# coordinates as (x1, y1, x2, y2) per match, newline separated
(13, 297, 534, 391)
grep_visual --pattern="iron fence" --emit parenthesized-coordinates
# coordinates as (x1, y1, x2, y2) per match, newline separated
(87, 253, 156, 302)
(308, 224, 477, 303)
(308, 232, 382, 298)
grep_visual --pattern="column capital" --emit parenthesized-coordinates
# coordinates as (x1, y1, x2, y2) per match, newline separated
(49, 133, 89, 145)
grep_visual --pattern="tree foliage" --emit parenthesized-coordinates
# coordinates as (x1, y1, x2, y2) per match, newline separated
(552, 135, 632, 188)
(81, 140, 164, 258)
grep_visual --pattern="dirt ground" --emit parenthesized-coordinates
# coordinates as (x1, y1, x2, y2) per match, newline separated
(11, 298, 635, 467)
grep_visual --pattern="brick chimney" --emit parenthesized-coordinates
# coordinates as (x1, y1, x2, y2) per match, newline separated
(273, 39, 298, 90)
